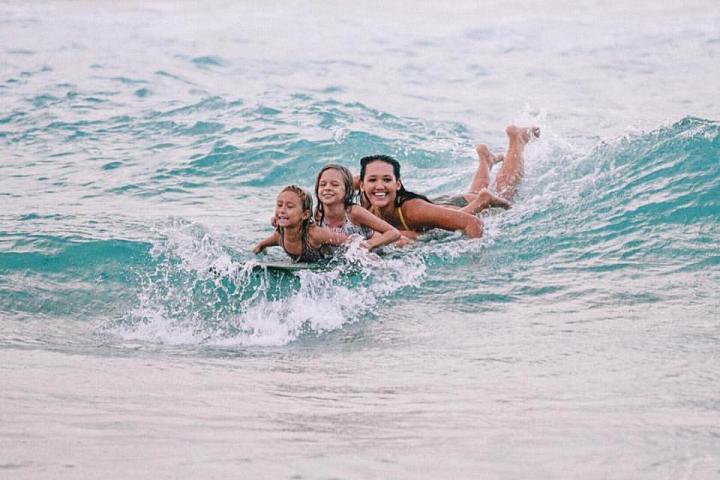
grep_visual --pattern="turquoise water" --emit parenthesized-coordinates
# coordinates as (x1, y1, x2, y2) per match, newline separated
(1, 1, 719, 478)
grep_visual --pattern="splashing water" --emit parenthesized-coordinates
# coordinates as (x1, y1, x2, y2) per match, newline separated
(114, 220, 427, 346)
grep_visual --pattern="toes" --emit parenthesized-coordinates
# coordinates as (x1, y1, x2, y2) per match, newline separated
(489, 192, 511, 209)
(505, 125, 540, 143)
(475, 144, 496, 165)
(475, 144, 491, 157)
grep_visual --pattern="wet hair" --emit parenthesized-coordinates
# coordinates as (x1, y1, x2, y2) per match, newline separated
(277, 185, 314, 239)
(359, 155, 431, 207)
(314, 164, 355, 224)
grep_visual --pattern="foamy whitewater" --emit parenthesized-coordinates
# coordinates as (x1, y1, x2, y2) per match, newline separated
(1, 1, 719, 478)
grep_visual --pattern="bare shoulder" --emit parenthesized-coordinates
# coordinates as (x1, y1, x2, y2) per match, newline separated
(400, 198, 435, 222)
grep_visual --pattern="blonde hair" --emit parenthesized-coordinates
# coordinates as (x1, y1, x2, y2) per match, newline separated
(314, 164, 355, 223)
(277, 185, 314, 238)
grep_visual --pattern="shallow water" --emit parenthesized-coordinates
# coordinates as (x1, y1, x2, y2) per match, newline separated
(1, 0, 720, 478)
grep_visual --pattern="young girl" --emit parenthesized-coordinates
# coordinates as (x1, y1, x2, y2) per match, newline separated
(359, 125, 539, 239)
(314, 164, 401, 251)
(253, 185, 349, 263)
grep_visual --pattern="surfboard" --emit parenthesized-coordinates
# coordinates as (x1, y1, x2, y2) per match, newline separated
(208, 261, 327, 279)
(251, 261, 327, 273)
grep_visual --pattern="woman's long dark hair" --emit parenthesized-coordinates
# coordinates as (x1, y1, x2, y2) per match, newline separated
(314, 164, 356, 224)
(359, 155, 431, 207)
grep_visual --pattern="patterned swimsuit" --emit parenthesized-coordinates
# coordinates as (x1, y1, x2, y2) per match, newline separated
(320, 212, 373, 239)
(319, 212, 373, 257)
(279, 228, 324, 263)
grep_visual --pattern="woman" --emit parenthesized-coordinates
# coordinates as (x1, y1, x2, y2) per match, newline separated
(359, 125, 539, 239)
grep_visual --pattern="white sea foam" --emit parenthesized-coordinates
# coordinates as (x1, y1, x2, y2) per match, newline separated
(114, 220, 427, 346)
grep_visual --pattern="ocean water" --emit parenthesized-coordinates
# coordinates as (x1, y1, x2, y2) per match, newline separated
(1, 0, 719, 478)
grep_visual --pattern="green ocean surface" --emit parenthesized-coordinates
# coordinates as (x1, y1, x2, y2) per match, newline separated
(1, 1, 719, 478)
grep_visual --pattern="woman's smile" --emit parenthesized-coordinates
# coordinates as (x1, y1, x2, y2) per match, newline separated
(361, 161, 399, 208)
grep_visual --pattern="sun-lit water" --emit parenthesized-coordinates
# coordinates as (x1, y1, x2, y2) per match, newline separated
(1, 1, 719, 478)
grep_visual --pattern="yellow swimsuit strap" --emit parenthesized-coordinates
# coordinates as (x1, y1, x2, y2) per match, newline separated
(396, 206, 410, 231)
(370, 204, 411, 231)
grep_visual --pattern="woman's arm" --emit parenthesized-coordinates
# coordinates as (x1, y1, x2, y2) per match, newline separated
(253, 231, 280, 254)
(402, 199, 484, 238)
(348, 205, 401, 250)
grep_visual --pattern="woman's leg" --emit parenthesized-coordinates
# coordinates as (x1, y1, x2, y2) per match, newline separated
(465, 144, 500, 196)
(453, 125, 539, 215)
(461, 187, 510, 215)
(493, 125, 540, 201)
(455, 144, 509, 214)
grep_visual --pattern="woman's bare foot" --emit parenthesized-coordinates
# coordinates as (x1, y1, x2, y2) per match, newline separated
(463, 187, 511, 215)
(492, 125, 539, 201)
(475, 144, 502, 168)
(506, 125, 540, 144)
(478, 188, 511, 209)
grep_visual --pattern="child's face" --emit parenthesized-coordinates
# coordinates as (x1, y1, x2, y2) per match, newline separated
(317, 169, 346, 206)
(275, 190, 308, 228)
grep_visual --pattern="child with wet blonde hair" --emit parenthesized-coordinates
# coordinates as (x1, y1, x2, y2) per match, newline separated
(253, 185, 349, 263)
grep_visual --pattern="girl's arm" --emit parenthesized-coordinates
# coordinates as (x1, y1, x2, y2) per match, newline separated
(397, 231, 419, 242)
(253, 231, 280, 254)
(402, 199, 484, 238)
(308, 225, 349, 249)
(348, 205, 401, 250)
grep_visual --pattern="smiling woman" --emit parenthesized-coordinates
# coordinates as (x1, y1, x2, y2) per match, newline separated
(359, 125, 539, 238)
